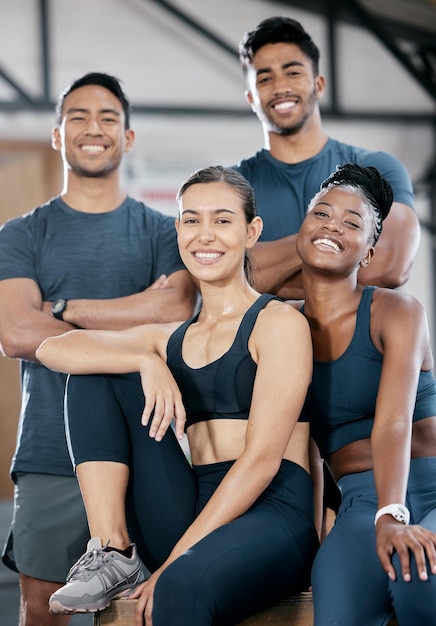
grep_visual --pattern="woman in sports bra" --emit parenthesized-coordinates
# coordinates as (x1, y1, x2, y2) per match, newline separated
(36, 166, 319, 625)
(296, 163, 436, 625)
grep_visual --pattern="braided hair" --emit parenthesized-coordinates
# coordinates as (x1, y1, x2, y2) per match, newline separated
(319, 164, 393, 244)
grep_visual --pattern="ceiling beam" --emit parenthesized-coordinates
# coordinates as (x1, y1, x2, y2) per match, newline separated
(343, 0, 436, 100)
(0, 0, 433, 119)
(39, 0, 51, 103)
(0, 65, 37, 105)
(147, 0, 238, 60)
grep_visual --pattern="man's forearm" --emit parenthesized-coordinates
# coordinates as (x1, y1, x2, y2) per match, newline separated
(251, 234, 301, 295)
(60, 272, 197, 330)
(358, 202, 420, 289)
(1, 314, 77, 362)
(274, 271, 304, 300)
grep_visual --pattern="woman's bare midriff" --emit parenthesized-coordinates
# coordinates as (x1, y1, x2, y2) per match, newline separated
(187, 420, 310, 472)
(327, 415, 436, 482)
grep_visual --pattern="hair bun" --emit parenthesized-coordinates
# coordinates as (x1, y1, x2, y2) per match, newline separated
(321, 163, 393, 220)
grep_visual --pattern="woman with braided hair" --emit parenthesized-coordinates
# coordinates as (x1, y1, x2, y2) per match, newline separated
(296, 163, 436, 625)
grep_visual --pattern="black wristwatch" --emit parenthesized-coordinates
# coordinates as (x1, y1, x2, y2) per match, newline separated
(51, 298, 67, 321)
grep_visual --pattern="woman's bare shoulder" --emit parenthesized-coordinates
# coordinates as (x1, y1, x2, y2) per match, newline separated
(257, 298, 310, 335)
(372, 287, 424, 317)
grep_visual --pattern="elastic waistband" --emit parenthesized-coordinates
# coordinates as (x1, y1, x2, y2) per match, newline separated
(338, 456, 436, 496)
(192, 458, 311, 483)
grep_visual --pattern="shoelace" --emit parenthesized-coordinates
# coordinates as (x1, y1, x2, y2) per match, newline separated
(67, 541, 112, 581)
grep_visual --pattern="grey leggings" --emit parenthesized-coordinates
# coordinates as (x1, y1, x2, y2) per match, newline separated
(65, 373, 319, 626)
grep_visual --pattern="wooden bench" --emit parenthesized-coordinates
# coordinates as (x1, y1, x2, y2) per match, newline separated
(94, 592, 399, 625)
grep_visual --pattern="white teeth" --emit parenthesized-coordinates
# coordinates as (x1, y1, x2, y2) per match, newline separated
(194, 252, 222, 259)
(81, 145, 105, 153)
(313, 238, 341, 252)
(274, 101, 296, 111)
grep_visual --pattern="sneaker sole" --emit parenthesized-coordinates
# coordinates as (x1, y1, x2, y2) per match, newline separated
(49, 586, 135, 614)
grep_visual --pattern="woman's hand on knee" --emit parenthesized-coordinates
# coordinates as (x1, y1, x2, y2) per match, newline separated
(376, 518, 436, 582)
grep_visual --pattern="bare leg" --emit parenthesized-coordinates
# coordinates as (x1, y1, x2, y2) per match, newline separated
(76, 460, 130, 550)
(19, 574, 72, 626)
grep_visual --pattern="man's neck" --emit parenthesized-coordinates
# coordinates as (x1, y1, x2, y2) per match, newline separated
(265, 115, 328, 164)
(61, 172, 127, 214)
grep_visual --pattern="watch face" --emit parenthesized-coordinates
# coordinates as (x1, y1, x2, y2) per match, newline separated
(52, 299, 66, 315)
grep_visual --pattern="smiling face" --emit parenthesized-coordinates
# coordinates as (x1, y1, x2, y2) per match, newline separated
(52, 84, 134, 178)
(245, 42, 325, 135)
(296, 187, 375, 275)
(176, 181, 262, 286)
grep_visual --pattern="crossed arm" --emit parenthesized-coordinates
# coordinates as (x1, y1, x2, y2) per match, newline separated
(0, 270, 197, 362)
(41, 271, 197, 330)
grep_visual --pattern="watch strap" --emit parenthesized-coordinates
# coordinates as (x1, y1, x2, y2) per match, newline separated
(374, 503, 410, 526)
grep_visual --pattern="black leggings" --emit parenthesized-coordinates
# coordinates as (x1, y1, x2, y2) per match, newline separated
(66, 373, 319, 626)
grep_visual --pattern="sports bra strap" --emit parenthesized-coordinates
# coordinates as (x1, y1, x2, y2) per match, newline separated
(233, 293, 280, 351)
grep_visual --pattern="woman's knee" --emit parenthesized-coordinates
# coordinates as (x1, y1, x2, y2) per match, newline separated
(390, 552, 436, 624)
(153, 563, 212, 625)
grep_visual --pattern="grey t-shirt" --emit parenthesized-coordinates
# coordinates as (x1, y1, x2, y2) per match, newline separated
(0, 196, 184, 477)
(234, 138, 415, 242)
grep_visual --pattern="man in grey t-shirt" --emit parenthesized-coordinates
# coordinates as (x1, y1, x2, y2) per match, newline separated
(234, 16, 420, 301)
(0, 72, 196, 626)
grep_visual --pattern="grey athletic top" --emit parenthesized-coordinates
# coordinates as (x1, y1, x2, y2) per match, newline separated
(234, 138, 414, 242)
(0, 196, 185, 477)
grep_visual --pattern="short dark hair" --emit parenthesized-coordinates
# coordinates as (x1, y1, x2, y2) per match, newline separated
(55, 72, 131, 129)
(239, 16, 320, 76)
(177, 166, 257, 285)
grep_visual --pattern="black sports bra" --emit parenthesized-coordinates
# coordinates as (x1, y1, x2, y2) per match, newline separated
(166, 293, 277, 430)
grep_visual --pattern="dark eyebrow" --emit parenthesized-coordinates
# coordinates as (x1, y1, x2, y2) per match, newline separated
(66, 107, 121, 118)
(181, 208, 236, 216)
(346, 209, 364, 220)
(100, 109, 121, 117)
(66, 107, 88, 116)
(282, 61, 305, 71)
(256, 60, 305, 77)
(315, 201, 364, 221)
